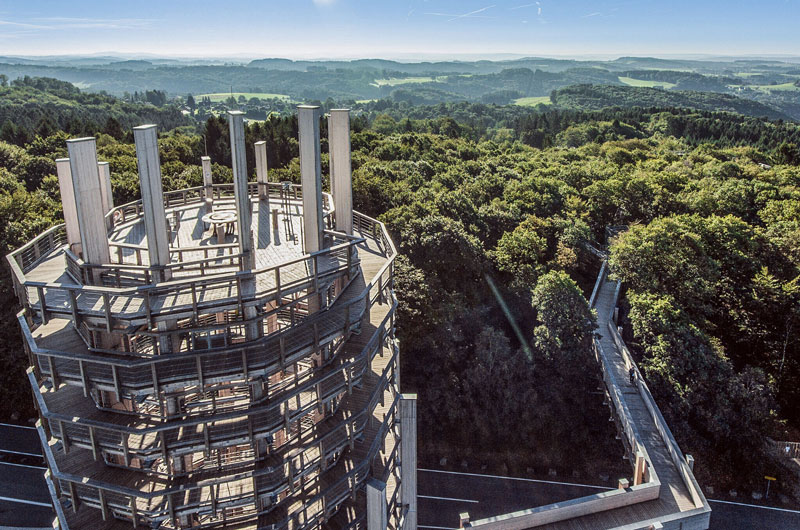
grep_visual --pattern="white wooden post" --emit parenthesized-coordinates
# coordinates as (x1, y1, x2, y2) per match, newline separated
(329, 109, 353, 234)
(228, 111, 254, 267)
(66, 138, 110, 272)
(201, 156, 213, 206)
(367, 478, 388, 530)
(255, 140, 269, 203)
(298, 105, 324, 253)
(133, 125, 171, 282)
(97, 161, 113, 222)
(56, 158, 80, 253)
(400, 394, 418, 530)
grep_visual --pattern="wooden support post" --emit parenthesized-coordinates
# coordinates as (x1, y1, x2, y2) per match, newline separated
(97, 161, 114, 222)
(228, 111, 254, 268)
(298, 105, 324, 253)
(130, 497, 139, 527)
(122, 433, 130, 466)
(400, 394, 418, 530)
(79, 360, 89, 397)
(133, 125, 171, 283)
(367, 478, 388, 530)
(68, 482, 79, 513)
(98, 488, 108, 521)
(56, 158, 81, 253)
(329, 109, 353, 234)
(67, 138, 111, 277)
(89, 425, 99, 460)
(201, 156, 213, 205)
(633, 450, 646, 486)
(255, 140, 270, 202)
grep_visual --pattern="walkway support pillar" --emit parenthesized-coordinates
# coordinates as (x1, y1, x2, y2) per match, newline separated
(228, 111, 260, 340)
(228, 111, 255, 268)
(133, 125, 171, 283)
(366, 478, 388, 530)
(255, 140, 269, 203)
(298, 105, 324, 254)
(400, 394, 418, 530)
(201, 156, 213, 206)
(329, 109, 353, 235)
(66, 138, 110, 278)
(97, 161, 113, 227)
(56, 158, 80, 254)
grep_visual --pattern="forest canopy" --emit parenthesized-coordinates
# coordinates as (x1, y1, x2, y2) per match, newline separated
(1, 78, 799, 494)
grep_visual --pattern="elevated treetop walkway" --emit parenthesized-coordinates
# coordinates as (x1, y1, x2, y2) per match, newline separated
(464, 260, 711, 530)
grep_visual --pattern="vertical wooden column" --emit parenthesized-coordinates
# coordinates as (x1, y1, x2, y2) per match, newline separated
(67, 138, 111, 274)
(366, 478, 388, 530)
(228, 111, 260, 340)
(97, 161, 114, 221)
(255, 140, 270, 203)
(56, 158, 81, 253)
(400, 393, 418, 530)
(298, 105, 324, 253)
(329, 109, 353, 235)
(133, 125, 171, 283)
(633, 450, 647, 486)
(201, 156, 213, 205)
(228, 111, 254, 267)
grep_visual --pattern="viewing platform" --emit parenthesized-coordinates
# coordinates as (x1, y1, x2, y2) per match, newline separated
(9, 108, 415, 530)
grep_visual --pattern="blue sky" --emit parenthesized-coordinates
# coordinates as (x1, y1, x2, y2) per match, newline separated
(0, 0, 798, 59)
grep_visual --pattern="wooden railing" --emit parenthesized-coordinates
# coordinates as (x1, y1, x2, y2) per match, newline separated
(37, 309, 400, 528)
(22, 210, 395, 393)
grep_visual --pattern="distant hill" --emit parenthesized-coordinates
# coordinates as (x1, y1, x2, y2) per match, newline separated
(0, 76, 190, 142)
(551, 84, 789, 120)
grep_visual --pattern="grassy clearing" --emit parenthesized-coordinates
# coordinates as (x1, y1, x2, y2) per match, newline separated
(618, 76, 676, 89)
(747, 82, 800, 92)
(370, 76, 448, 87)
(512, 96, 552, 107)
(198, 92, 291, 102)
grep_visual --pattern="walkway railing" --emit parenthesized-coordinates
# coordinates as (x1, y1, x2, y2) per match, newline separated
(603, 265, 709, 512)
(21, 214, 393, 402)
(7, 183, 335, 322)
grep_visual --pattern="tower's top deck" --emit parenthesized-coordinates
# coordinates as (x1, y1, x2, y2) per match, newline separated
(7, 183, 376, 334)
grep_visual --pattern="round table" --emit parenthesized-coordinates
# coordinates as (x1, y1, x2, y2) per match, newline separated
(202, 211, 238, 243)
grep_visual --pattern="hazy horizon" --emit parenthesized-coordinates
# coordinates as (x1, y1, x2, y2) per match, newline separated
(1, 0, 799, 58)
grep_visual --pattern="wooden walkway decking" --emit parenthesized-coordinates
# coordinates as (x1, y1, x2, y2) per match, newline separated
(540, 275, 698, 529)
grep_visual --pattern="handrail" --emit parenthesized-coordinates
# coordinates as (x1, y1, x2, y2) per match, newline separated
(33, 298, 398, 447)
(22, 211, 395, 396)
(37, 326, 400, 526)
(8, 183, 337, 319)
(602, 258, 709, 511)
(21, 235, 360, 332)
(606, 312, 708, 510)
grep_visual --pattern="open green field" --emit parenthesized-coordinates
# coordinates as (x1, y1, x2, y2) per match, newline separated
(198, 92, 291, 102)
(618, 77, 676, 89)
(371, 76, 448, 87)
(512, 96, 552, 107)
(747, 82, 800, 92)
